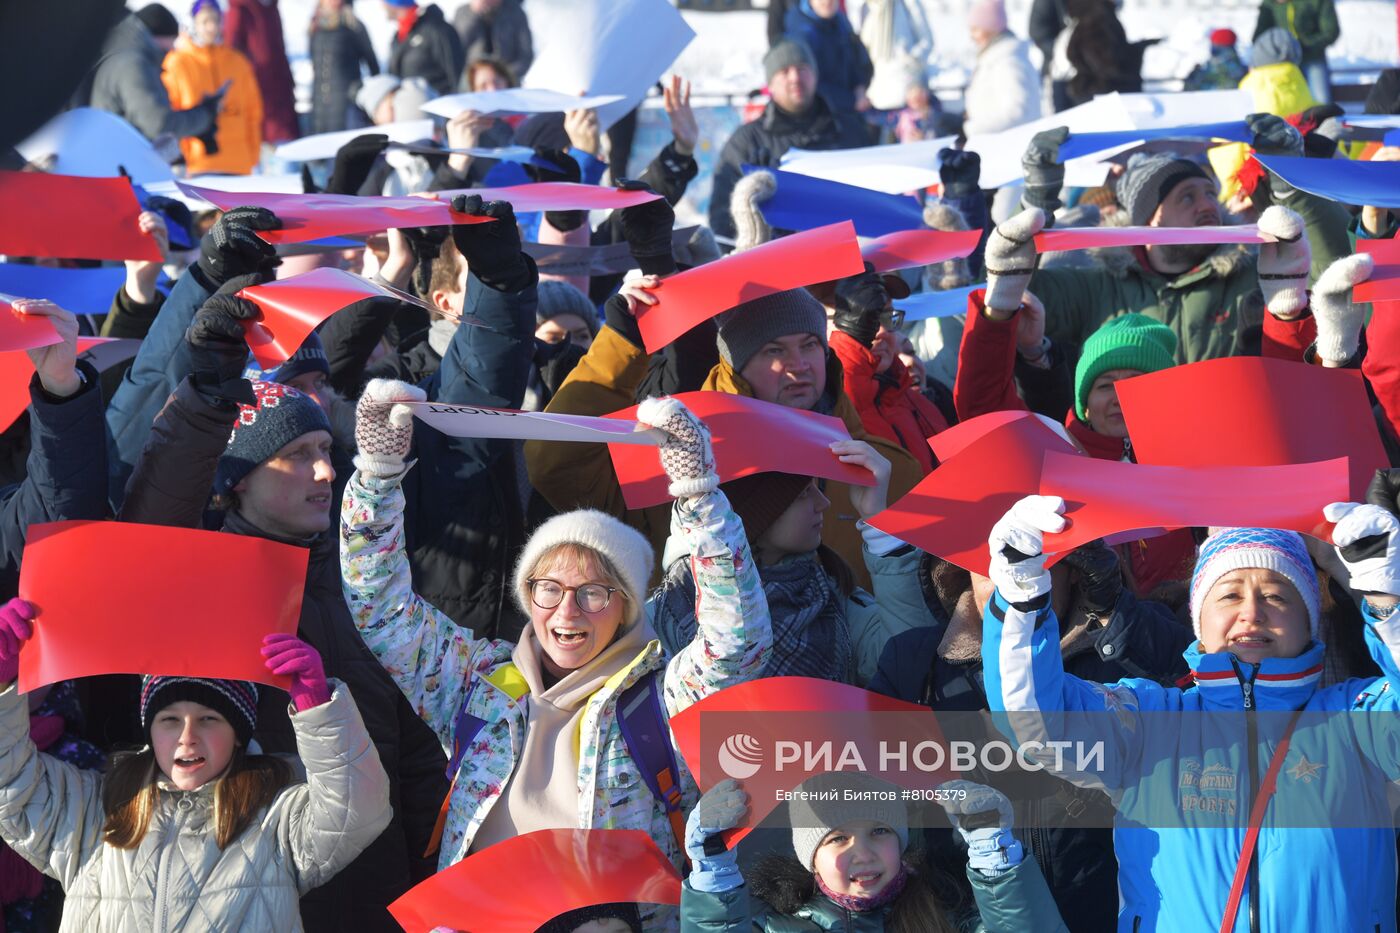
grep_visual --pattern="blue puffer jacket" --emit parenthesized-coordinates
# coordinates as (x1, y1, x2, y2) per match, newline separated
(982, 590, 1400, 933)
(782, 2, 873, 115)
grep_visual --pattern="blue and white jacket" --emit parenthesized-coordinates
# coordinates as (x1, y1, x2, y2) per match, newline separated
(982, 590, 1400, 933)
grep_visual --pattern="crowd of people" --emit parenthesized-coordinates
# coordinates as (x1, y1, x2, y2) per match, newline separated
(1, 0, 1399, 930)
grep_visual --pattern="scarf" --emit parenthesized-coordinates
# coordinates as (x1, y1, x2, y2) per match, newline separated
(653, 554, 851, 682)
(470, 619, 654, 852)
(427, 316, 458, 357)
(395, 6, 420, 43)
(816, 862, 911, 913)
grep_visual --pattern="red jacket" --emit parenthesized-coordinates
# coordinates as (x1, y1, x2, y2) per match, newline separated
(830, 330, 949, 473)
(225, 0, 299, 143)
(953, 289, 1196, 595)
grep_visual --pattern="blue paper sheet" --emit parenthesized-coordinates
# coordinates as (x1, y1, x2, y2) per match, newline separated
(1256, 155, 1400, 209)
(0, 264, 125, 316)
(744, 166, 926, 238)
(1057, 121, 1251, 161)
(894, 284, 982, 321)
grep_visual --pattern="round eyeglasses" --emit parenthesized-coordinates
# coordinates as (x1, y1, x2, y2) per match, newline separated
(527, 578, 623, 614)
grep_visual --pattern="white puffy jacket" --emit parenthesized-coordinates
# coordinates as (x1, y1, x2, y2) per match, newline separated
(963, 33, 1043, 137)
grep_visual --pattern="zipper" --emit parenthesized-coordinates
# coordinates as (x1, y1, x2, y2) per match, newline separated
(153, 794, 187, 933)
(1132, 918, 1142, 933)
(1229, 655, 1262, 933)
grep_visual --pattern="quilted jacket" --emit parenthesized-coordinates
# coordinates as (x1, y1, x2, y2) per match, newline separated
(0, 682, 391, 932)
(341, 468, 772, 930)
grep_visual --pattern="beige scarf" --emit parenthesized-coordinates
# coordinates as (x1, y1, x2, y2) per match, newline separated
(471, 620, 653, 852)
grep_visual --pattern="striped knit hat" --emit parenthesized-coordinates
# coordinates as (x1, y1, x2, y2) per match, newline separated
(1189, 528, 1320, 640)
(140, 676, 259, 746)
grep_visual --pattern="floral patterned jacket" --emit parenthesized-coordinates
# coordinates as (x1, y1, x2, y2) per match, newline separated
(340, 468, 771, 924)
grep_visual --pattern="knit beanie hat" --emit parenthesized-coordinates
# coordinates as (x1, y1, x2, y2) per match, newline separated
(215, 382, 333, 496)
(968, 0, 1008, 34)
(135, 3, 179, 38)
(242, 331, 331, 386)
(536, 280, 599, 337)
(789, 772, 910, 871)
(536, 903, 642, 933)
(356, 75, 402, 118)
(722, 472, 814, 544)
(190, 0, 220, 19)
(391, 77, 436, 123)
(140, 676, 259, 747)
(512, 509, 655, 629)
(1073, 314, 1177, 420)
(764, 38, 818, 83)
(1189, 527, 1320, 640)
(715, 288, 828, 375)
(1251, 27, 1302, 67)
(1210, 28, 1237, 48)
(1114, 152, 1211, 227)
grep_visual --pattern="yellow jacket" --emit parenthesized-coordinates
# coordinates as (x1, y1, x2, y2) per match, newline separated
(162, 38, 263, 175)
(1239, 61, 1317, 119)
(524, 326, 924, 590)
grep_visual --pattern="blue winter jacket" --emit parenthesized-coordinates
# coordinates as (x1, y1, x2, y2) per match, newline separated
(782, 2, 873, 115)
(982, 589, 1400, 933)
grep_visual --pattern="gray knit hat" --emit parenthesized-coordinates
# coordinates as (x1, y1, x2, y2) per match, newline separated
(1115, 151, 1211, 226)
(789, 772, 910, 871)
(1252, 27, 1302, 67)
(715, 288, 828, 374)
(536, 279, 598, 337)
(764, 39, 818, 83)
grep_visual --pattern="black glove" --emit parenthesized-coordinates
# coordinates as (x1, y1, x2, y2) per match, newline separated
(1366, 469, 1400, 518)
(186, 292, 260, 406)
(526, 147, 587, 233)
(938, 149, 982, 199)
(602, 291, 644, 349)
(1021, 126, 1069, 216)
(190, 87, 225, 138)
(326, 133, 390, 196)
(196, 126, 220, 156)
(449, 195, 534, 293)
(1247, 112, 1304, 157)
(196, 206, 282, 289)
(617, 180, 677, 277)
(832, 263, 889, 348)
(1059, 539, 1123, 616)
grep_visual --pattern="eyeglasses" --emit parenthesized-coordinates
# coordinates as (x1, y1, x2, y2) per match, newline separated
(527, 579, 623, 614)
(880, 309, 906, 330)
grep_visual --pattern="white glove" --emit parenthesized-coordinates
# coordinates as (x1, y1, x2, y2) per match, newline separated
(731, 169, 776, 253)
(983, 208, 1045, 313)
(353, 378, 426, 476)
(1257, 205, 1311, 320)
(937, 780, 1023, 877)
(1325, 501, 1400, 597)
(988, 495, 1067, 604)
(637, 395, 719, 499)
(1311, 253, 1374, 364)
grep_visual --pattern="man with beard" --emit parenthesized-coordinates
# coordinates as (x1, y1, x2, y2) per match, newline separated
(997, 113, 1351, 364)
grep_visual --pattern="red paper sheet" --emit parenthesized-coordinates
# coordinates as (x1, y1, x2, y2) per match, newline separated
(927, 410, 1045, 463)
(861, 229, 982, 274)
(870, 413, 1081, 576)
(0, 298, 62, 352)
(1039, 454, 1349, 554)
(1349, 239, 1400, 302)
(387, 829, 680, 933)
(0, 337, 137, 434)
(1035, 224, 1272, 252)
(633, 222, 864, 353)
(1115, 357, 1386, 501)
(17, 521, 307, 693)
(237, 267, 439, 368)
(605, 391, 873, 510)
(669, 677, 947, 845)
(184, 182, 661, 245)
(0, 173, 162, 262)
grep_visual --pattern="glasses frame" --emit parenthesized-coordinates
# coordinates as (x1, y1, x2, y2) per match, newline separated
(526, 578, 624, 614)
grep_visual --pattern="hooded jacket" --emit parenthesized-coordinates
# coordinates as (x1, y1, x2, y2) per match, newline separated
(981, 586, 1400, 933)
(782, 2, 874, 115)
(82, 14, 217, 144)
(0, 681, 390, 932)
(161, 36, 264, 174)
(341, 468, 771, 931)
(388, 4, 464, 97)
(830, 329, 949, 474)
(523, 321, 924, 591)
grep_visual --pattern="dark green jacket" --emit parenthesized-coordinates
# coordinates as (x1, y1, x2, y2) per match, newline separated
(1032, 190, 1352, 365)
(1254, 0, 1339, 63)
(680, 859, 1069, 932)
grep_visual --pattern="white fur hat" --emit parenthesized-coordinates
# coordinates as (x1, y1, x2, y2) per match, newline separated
(512, 509, 655, 627)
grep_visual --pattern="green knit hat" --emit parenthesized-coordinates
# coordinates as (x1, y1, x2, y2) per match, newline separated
(1073, 314, 1177, 421)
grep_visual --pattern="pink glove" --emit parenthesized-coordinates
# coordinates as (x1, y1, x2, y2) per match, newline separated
(261, 633, 330, 711)
(0, 599, 36, 684)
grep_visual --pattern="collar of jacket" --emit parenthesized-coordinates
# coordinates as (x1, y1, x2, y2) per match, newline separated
(1184, 640, 1325, 710)
(1063, 411, 1131, 461)
(1127, 242, 1252, 289)
(702, 349, 844, 419)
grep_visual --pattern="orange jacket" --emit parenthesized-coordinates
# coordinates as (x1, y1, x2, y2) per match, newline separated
(162, 38, 263, 175)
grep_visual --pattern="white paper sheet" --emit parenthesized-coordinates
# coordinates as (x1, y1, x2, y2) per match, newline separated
(520, 0, 695, 129)
(405, 402, 664, 446)
(778, 137, 957, 194)
(274, 120, 435, 162)
(16, 108, 174, 185)
(421, 89, 625, 121)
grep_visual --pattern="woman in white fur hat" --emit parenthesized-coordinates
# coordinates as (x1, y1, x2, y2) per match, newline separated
(340, 380, 772, 930)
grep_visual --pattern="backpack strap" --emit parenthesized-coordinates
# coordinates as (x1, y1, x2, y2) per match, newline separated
(615, 670, 687, 854)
